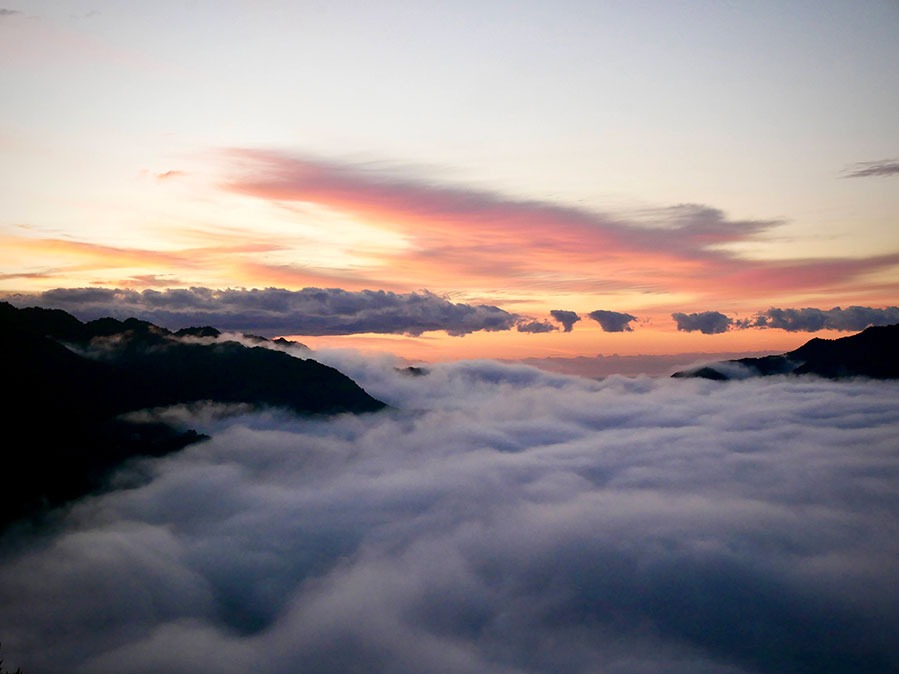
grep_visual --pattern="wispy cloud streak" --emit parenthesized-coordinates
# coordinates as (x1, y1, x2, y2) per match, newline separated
(842, 159, 899, 178)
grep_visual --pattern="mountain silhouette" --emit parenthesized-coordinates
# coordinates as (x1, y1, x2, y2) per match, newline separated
(0, 302, 385, 531)
(672, 324, 899, 380)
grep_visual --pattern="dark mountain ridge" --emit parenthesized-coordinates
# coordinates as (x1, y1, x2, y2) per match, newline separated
(0, 301, 385, 531)
(673, 323, 899, 380)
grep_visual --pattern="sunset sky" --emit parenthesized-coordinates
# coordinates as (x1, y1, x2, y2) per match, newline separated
(2, 0, 897, 362)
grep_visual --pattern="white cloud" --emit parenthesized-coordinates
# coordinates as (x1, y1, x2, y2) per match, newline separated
(1, 358, 898, 674)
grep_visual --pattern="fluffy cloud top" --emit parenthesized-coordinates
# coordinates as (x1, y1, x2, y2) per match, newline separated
(1, 355, 898, 674)
(587, 309, 637, 332)
(5, 287, 521, 337)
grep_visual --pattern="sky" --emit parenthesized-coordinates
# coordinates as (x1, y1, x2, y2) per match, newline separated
(2, 357, 899, 673)
(1, 0, 898, 362)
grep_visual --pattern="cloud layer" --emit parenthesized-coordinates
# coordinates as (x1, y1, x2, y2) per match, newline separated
(6, 287, 522, 337)
(2, 356, 898, 674)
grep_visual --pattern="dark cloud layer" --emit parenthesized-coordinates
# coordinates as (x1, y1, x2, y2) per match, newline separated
(741, 306, 899, 332)
(4, 287, 520, 337)
(549, 309, 580, 332)
(588, 309, 637, 332)
(842, 159, 899, 178)
(2, 356, 898, 674)
(672, 310, 732, 334)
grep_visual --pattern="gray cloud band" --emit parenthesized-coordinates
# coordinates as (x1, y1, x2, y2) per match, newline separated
(8, 288, 897, 338)
(5, 287, 521, 337)
(842, 159, 899, 178)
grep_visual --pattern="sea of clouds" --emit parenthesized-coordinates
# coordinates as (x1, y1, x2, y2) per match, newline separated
(2, 354, 898, 674)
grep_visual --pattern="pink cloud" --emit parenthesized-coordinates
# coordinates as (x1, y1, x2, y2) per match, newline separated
(218, 149, 899, 305)
(221, 149, 768, 257)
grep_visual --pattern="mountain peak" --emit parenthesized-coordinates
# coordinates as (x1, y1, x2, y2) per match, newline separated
(673, 323, 899, 380)
(1, 302, 385, 530)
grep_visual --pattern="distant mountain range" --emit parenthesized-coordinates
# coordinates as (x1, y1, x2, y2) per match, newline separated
(0, 302, 385, 531)
(673, 323, 899, 380)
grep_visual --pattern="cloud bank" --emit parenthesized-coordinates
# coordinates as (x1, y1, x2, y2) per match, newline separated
(588, 309, 637, 332)
(5, 287, 522, 337)
(1, 357, 898, 674)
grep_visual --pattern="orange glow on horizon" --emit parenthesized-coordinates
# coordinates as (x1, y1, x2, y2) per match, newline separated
(284, 323, 827, 365)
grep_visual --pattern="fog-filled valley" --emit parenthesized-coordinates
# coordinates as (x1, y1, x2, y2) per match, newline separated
(2, 352, 898, 674)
